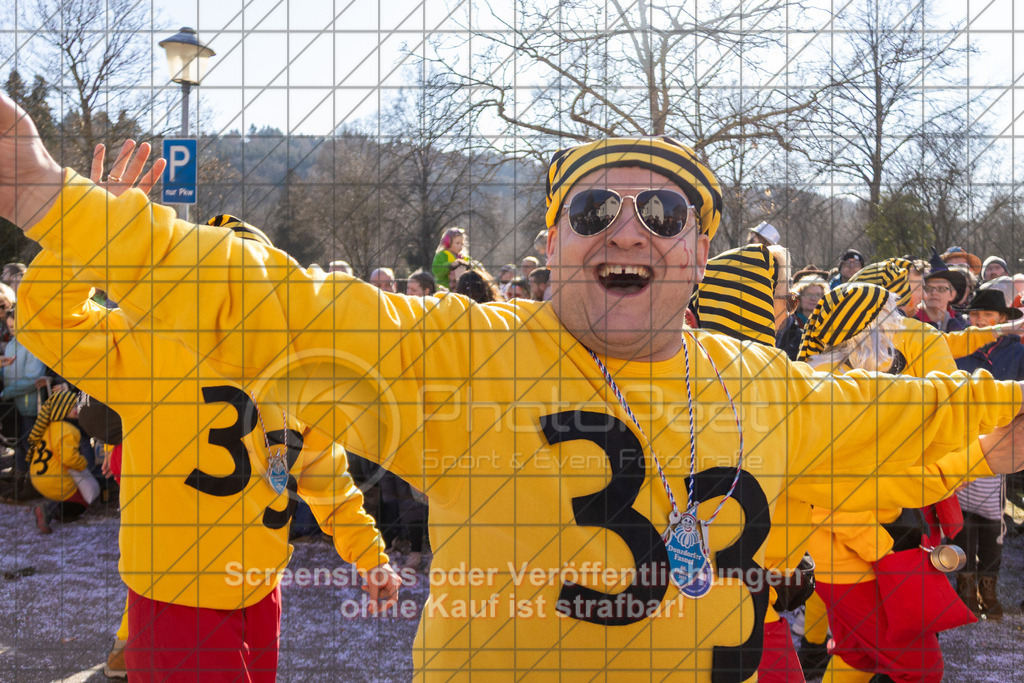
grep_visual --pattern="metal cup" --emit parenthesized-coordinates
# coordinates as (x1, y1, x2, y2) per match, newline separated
(929, 544, 967, 573)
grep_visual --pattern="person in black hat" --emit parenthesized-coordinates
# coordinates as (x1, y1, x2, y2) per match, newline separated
(828, 249, 865, 288)
(916, 264, 968, 332)
(952, 286, 1024, 621)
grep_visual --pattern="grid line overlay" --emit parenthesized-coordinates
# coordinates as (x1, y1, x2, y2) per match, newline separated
(1, 0, 1022, 680)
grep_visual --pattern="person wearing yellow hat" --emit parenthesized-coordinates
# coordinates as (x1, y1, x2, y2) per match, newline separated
(692, 257, 997, 682)
(8, 105, 1024, 680)
(798, 283, 981, 683)
(849, 256, 1017, 363)
(28, 389, 99, 533)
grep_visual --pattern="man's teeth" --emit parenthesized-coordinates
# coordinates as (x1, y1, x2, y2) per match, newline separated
(598, 264, 652, 278)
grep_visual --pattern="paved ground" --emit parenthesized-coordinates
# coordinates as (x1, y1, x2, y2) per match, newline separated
(1, 499, 1022, 681)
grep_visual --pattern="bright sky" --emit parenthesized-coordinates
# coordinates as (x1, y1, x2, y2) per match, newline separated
(144, 0, 1021, 141)
(152, 0, 460, 136)
(1, 0, 1018, 142)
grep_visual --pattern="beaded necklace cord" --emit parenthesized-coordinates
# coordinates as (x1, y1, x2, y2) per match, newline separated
(586, 331, 744, 528)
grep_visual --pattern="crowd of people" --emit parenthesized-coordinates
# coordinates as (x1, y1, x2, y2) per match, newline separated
(2, 90, 1024, 683)
(713, 223, 1024, 680)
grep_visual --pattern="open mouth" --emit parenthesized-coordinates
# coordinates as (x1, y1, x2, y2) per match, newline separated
(596, 263, 654, 295)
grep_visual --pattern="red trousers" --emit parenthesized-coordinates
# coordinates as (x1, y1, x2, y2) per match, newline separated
(758, 617, 804, 682)
(126, 586, 282, 682)
(816, 580, 943, 683)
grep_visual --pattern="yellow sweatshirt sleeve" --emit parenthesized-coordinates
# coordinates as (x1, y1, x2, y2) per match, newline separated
(26, 172, 517, 498)
(27, 174, 1024, 493)
(807, 508, 894, 583)
(789, 440, 992, 512)
(294, 427, 389, 574)
(17, 249, 155, 407)
(781, 360, 1022, 479)
(945, 326, 999, 358)
(895, 317, 958, 377)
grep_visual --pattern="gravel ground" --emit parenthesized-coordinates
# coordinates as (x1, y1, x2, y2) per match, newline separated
(1, 500, 1022, 682)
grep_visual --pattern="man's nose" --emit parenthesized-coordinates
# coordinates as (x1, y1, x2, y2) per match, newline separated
(606, 199, 649, 249)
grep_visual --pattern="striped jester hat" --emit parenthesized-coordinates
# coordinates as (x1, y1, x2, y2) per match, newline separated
(848, 257, 914, 307)
(691, 244, 778, 346)
(545, 137, 723, 240)
(207, 214, 274, 248)
(28, 390, 81, 449)
(798, 283, 891, 362)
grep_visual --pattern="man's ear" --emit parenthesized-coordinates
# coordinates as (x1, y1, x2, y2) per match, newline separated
(546, 226, 558, 261)
(694, 234, 711, 282)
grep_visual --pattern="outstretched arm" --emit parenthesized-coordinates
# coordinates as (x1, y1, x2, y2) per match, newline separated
(293, 427, 400, 614)
(0, 93, 63, 229)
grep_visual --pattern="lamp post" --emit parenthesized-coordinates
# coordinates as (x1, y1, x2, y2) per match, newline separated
(158, 27, 215, 219)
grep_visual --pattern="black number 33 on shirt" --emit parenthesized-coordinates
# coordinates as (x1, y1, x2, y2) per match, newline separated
(540, 410, 770, 683)
(185, 385, 304, 531)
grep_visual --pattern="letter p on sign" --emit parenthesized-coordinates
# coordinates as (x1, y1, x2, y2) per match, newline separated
(162, 138, 198, 205)
(169, 146, 191, 180)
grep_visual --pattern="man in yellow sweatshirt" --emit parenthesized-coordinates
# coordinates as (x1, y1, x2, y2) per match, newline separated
(19, 241, 401, 680)
(3, 101, 1024, 681)
(14, 141, 401, 682)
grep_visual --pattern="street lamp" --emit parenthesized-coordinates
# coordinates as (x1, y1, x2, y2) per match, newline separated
(159, 27, 214, 220)
(159, 27, 215, 136)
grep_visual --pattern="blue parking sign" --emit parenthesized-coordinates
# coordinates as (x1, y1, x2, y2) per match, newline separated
(162, 138, 198, 205)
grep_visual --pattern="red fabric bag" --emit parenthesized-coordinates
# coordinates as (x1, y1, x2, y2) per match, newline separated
(873, 548, 976, 642)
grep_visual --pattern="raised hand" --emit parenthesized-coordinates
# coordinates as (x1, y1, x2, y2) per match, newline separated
(0, 92, 63, 230)
(91, 141, 166, 198)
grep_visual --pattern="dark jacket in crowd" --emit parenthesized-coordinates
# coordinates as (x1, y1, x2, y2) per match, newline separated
(955, 335, 1024, 381)
(775, 312, 807, 361)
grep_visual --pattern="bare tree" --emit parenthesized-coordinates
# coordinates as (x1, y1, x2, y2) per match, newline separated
(382, 72, 499, 272)
(892, 125, 977, 251)
(21, 0, 158, 172)
(286, 134, 408, 276)
(432, 0, 820, 161)
(811, 0, 970, 219)
(977, 193, 1022, 271)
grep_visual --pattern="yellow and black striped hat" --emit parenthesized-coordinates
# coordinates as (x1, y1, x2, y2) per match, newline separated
(848, 258, 913, 306)
(28, 390, 81, 448)
(798, 283, 890, 361)
(207, 214, 274, 248)
(691, 244, 777, 346)
(545, 137, 723, 240)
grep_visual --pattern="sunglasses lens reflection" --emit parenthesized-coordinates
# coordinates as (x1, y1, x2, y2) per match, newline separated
(568, 189, 693, 237)
(635, 190, 692, 237)
(568, 189, 620, 236)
